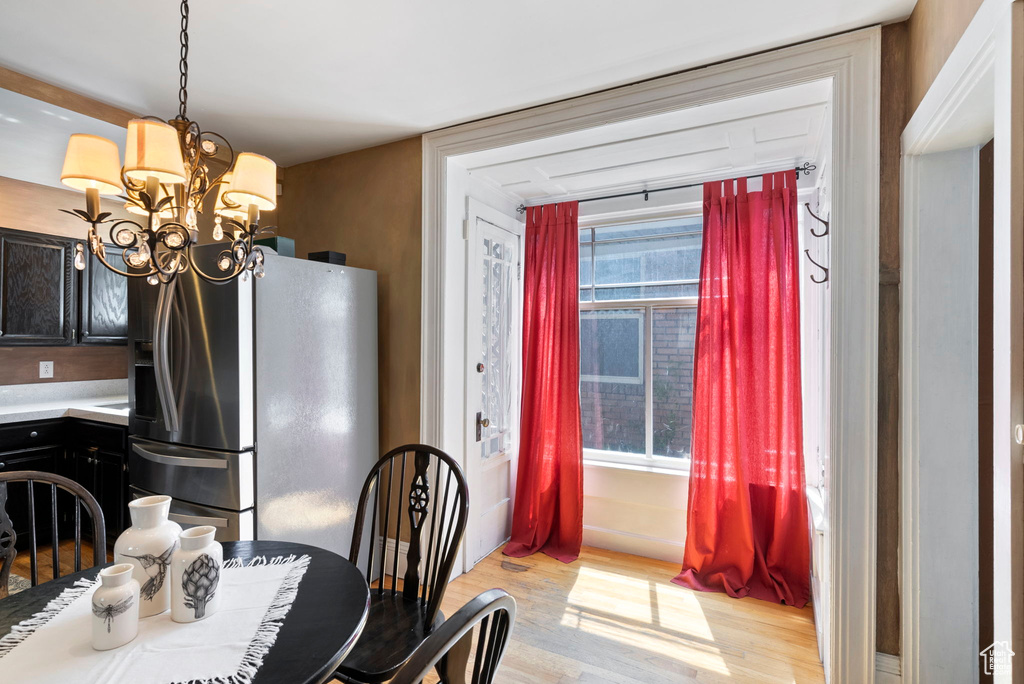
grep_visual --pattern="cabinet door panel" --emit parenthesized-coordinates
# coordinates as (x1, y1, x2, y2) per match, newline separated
(0, 228, 75, 345)
(79, 245, 128, 345)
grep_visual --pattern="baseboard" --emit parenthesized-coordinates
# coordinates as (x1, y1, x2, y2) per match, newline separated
(875, 652, 902, 683)
(374, 537, 414, 581)
(582, 524, 685, 563)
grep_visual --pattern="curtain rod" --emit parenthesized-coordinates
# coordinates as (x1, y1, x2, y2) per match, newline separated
(515, 162, 817, 214)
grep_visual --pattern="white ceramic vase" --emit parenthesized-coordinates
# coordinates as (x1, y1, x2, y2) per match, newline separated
(114, 495, 182, 618)
(91, 563, 140, 651)
(170, 525, 223, 623)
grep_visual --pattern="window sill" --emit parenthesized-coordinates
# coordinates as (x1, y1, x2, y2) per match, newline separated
(583, 458, 690, 478)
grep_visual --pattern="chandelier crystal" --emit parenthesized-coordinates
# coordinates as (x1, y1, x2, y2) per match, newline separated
(60, 0, 275, 285)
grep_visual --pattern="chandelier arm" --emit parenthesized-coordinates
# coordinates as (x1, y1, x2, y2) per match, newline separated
(84, 224, 158, 279)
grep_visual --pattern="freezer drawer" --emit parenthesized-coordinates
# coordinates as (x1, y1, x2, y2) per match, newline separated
(130, 486, 253, 543)
(129, 438, 254, 511)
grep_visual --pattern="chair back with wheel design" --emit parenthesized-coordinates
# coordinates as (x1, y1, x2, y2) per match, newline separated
(391, 589, 517, 684)
(0, 470, 106, 599)
(349, 444, 469, 624)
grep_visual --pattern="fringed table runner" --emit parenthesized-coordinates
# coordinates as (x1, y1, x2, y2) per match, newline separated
(0, 554, 310, 684)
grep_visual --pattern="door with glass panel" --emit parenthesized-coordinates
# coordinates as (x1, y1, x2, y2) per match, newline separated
(465, 210, 522, 567)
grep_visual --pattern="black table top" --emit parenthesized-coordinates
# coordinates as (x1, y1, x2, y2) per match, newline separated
(0, 540, 370, 684)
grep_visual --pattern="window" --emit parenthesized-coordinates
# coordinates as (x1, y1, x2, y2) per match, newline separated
(579, 216, 700, 468)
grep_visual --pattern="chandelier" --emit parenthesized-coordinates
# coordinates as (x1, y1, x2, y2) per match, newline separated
(59, 0, 275, 285)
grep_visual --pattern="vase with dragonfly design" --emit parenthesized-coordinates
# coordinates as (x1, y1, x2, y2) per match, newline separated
(91, 563, 140, 650)
(114, 495, 182, 617)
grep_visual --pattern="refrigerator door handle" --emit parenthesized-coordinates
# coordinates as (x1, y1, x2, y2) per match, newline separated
(131, 442, 229, 469)
(168, 512, 230, 528)
(153, 281, 181, 433)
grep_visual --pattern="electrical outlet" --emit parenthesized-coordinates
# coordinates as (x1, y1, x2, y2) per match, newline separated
(39, 361, 53, 379)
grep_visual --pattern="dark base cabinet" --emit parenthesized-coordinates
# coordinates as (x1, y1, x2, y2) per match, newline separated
(0, 418, 128, 550)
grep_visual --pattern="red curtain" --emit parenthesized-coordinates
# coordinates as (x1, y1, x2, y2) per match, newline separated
(674, 172, 810, 607)
(504, 201, 583, 564)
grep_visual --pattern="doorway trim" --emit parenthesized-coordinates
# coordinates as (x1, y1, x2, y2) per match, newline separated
(900, 0, 1017, 681)
(422, 28, 881, 683)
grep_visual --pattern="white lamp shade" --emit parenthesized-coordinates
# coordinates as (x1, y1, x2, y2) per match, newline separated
(124, 119, 186, 184)
(214, 172, 248, 220)
(223, 153, 277, 211)
(60, 134, 122, 195)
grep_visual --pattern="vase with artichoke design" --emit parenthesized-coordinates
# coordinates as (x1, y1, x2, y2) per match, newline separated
(182, 553, 220, 618)
(170, 525, 223, 623)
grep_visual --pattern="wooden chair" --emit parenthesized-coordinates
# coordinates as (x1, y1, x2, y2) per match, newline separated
(391, 589, 517, 684)
(0, 470, 106, 599)
(335, 444, 469, 683)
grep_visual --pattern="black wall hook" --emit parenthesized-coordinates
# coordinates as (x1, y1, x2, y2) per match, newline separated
(805, 249, 829, 284)
(805, 203, 829, 238)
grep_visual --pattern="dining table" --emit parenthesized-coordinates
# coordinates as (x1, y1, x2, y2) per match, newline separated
(0, 539, 370, 684)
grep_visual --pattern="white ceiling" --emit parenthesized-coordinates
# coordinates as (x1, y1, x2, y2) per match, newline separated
(0, 0, 913, 167)
(457, 80, 831, 203)
(0, 89, 126, 191)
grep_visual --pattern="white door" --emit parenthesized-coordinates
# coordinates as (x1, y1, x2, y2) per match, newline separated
(464, 200, 523, 568)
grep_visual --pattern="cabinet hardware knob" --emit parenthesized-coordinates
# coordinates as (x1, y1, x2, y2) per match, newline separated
(29, 431, 38, 438)
(0, 462, 5, 469)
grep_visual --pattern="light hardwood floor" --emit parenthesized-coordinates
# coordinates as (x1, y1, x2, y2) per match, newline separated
(407, 546, 824, 684)
(11, 543, 824, 682)
(9, 539, 103, 585)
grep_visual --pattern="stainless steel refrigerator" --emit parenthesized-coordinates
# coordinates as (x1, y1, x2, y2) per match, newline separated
(127, 249, 377, 559)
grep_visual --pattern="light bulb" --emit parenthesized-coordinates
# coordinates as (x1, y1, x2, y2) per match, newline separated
(212, 222, 224, 241)
(73, 245, 86, 271)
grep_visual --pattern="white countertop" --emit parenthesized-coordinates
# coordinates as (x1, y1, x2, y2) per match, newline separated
(0, 395, 130, 426)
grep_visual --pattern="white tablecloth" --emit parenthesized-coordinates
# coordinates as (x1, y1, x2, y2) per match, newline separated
(0, 554, 310, 684)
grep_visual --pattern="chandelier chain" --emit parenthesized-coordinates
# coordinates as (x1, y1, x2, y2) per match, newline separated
(178, 0, 189, 120)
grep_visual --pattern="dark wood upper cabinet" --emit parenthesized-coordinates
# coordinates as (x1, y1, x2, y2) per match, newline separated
(79, 245, 128, 345)
(0, 227, 75, 346)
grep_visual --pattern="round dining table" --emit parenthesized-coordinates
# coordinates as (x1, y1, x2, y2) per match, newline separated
(0, 540, 370, 684)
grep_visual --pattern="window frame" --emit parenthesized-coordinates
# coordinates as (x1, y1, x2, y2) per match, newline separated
(578, 213, 702, 472)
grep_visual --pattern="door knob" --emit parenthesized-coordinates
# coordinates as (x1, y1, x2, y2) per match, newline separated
(476, 362, 485, 373)
(475, 412, 490, 442)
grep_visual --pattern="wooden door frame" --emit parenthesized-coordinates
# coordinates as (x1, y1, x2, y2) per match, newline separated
(423, 28, 881, 683)
(900, 0, 1022, 681)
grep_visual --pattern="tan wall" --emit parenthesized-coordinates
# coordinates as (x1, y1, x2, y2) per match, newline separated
(877, 22, 909, 658)
(0, 175, 132, 385)
(276, 137, 422, 453)
(267, 2, 985, 649)
(907, 0, 987, 111)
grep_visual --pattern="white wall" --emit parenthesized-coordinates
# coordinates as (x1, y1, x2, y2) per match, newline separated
(801, 183, 832, 672)
(582, 462, 689, 563)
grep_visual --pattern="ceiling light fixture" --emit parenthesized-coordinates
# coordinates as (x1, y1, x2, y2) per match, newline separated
(60, 0, 275, 285)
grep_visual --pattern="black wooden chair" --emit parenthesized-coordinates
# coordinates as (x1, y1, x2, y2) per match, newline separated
(391, 589, 517, 684)
(335, 444, 469, 683)
(0, 470, 106, 599)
